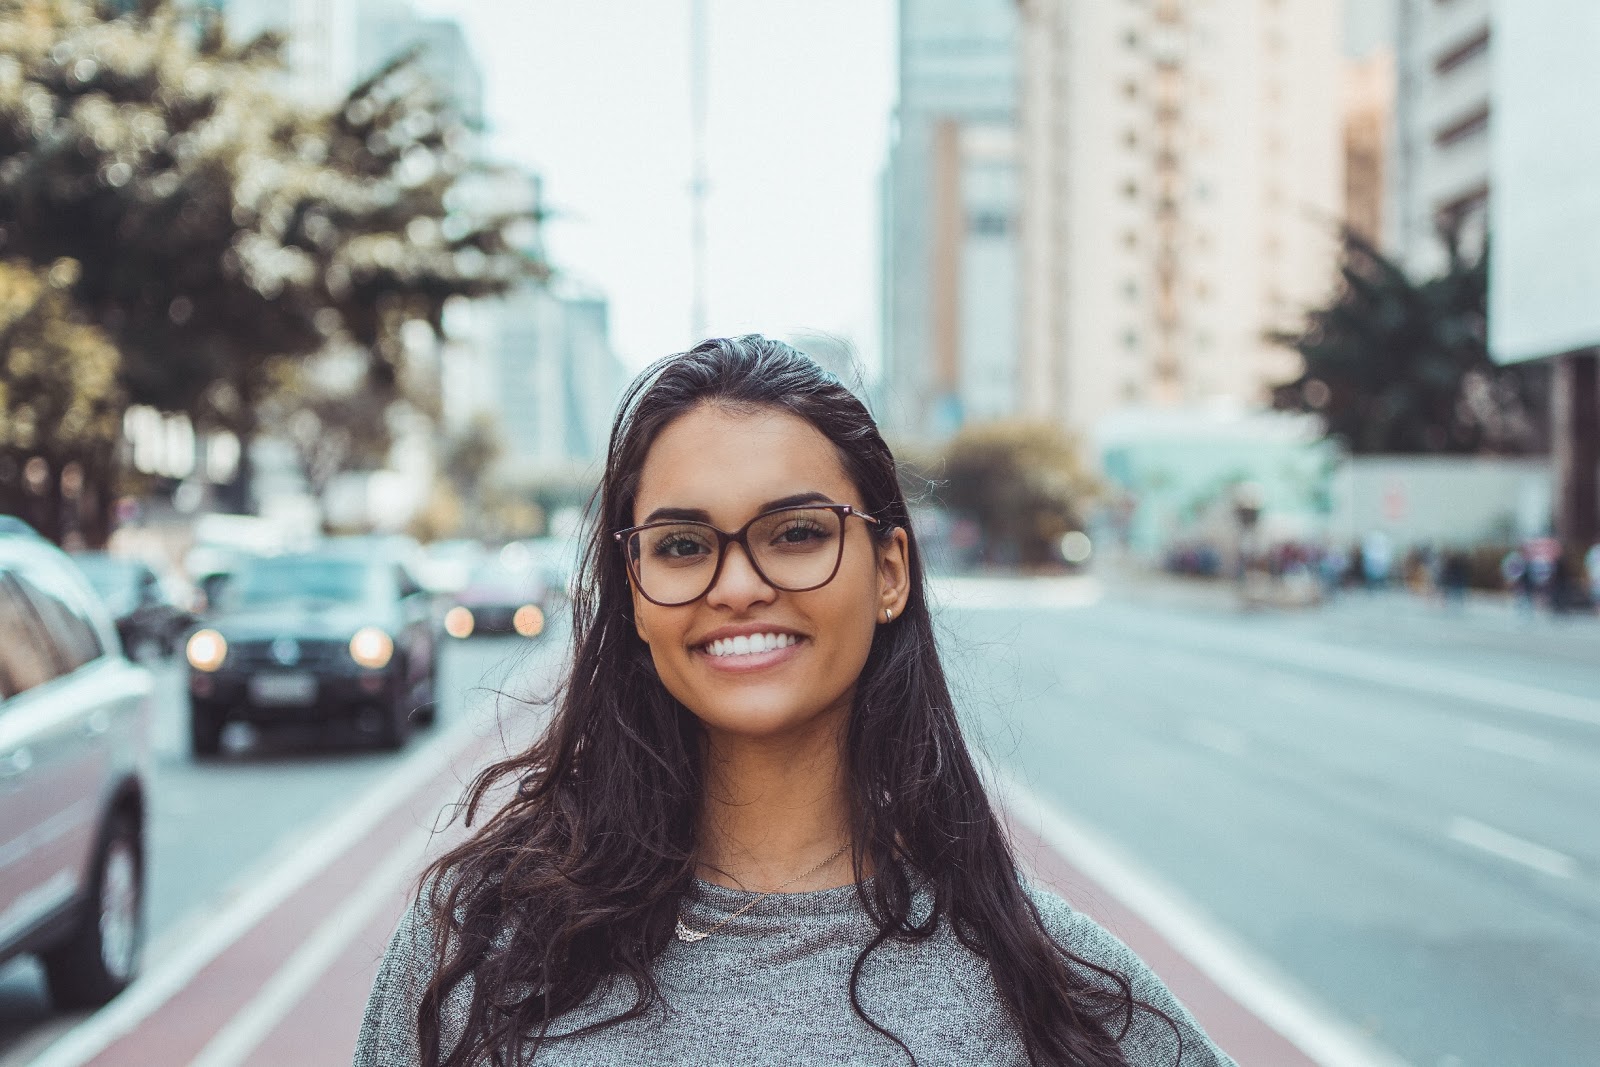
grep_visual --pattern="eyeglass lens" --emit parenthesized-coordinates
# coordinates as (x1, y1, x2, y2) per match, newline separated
(626, 507, 845, 605)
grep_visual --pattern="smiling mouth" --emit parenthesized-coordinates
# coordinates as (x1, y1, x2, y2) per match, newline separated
(697, 633, 806, 659)
(699, 632, 801, 659)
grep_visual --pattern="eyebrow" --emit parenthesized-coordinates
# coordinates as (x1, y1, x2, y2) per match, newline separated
(641, 491, 836, 526)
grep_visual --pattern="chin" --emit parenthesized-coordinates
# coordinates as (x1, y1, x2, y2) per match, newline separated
(693, 693, 845, 741)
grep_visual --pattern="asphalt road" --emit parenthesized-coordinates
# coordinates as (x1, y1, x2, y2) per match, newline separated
(6, 579, 1597, 1066)
(0, 627, 557, 1067)
(940, 576, 1600, 1067)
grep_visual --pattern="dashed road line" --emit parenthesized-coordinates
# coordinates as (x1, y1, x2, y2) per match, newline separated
(1446, 817, 1577, 880)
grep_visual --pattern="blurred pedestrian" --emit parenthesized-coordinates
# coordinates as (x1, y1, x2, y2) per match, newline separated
(1502, 547, 1533, 614)
(1361, 530, 1393, 590)
(356, 337, 1234, 1066)
(1440, 551, 1471, 610)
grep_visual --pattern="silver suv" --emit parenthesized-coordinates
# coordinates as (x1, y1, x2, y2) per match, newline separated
(0, 528, 152, 1008)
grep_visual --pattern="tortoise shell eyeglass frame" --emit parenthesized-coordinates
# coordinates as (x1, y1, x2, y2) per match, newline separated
(612, 504, 883, 608)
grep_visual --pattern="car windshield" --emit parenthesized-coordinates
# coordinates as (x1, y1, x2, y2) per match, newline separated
(225, 557, 376, 609)
(72, 555, 142, 603)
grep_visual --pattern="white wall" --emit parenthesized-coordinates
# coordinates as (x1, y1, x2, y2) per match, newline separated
(1331, 456, 1551, 546)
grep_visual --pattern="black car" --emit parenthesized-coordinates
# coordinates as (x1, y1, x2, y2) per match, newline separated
(1, 528, 152, 1009)
(71, 553, 195, 658)
(184, 550, 437, 756)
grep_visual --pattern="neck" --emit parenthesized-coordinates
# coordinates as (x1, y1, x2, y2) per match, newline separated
(696, 710, 855, 893)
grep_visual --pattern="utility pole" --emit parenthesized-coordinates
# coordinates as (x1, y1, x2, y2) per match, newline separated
(689, 0, 709, 342)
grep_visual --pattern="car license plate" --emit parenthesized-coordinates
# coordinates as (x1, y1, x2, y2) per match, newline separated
(248, 672, 317, 706)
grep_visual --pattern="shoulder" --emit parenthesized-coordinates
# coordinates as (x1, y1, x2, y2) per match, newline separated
(1022, 884, 1148, 982)
(1020, 884, 1240, 1067)
(355, 882, 469, 1067)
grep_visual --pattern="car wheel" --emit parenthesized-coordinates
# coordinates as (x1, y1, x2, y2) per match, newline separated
(42, 811, 143, 1009)
(190, 703, 222, 758)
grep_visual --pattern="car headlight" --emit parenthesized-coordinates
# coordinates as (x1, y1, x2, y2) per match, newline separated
(513, 604, 544, 637)
(186, 629, 227, 672)
(349, 626, 394, 669)
(443, 606, 475, 638)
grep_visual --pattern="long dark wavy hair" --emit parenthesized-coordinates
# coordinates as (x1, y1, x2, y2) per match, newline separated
(417, 336, 1180, 1065)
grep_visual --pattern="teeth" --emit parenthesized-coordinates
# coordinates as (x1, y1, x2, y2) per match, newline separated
(705, 633, 797, 657)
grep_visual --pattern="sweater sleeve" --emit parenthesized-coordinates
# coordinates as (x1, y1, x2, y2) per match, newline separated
(1026, 886, 1240, 1067)
(354, 893, 438, 1067)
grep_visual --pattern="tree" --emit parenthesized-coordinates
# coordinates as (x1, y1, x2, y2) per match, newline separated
(0, 0, 544, 516)
(0, 257, 122, 543)
(1271, 226, 1548, 454)
(939, 420, 1096, 567)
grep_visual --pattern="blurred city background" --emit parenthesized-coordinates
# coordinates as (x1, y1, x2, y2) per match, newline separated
(1, 0, 1597, 1065)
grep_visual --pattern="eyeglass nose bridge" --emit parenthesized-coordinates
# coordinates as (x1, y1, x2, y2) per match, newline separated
(701, 519, 779, 600)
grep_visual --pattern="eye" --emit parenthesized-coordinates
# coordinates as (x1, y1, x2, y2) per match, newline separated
(650, 531, 714, 561)
(771, 520, 829, 545)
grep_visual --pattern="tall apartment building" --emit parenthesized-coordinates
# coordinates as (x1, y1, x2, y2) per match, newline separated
(1016, 0, 1342, 440)
(1389, 0, 1492, 277)
(1344, 47, 1394, 247)
(881, 0, 1020, 442)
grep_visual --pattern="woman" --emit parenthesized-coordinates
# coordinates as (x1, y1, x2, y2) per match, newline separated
(357, 336, 1236, 1066)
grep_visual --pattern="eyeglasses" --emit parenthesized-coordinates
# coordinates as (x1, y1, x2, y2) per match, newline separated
(613, 504, 881, 607)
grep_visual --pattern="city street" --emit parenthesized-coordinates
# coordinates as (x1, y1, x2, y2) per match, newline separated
(0, 625, 565, 1067)
(943, 575, 1600, 1067)
(3, 577, 1597, 1065)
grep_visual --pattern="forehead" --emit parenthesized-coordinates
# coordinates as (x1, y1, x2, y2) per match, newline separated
(634, 403, 857, 524)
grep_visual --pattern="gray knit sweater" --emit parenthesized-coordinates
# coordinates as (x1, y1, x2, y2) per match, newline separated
(355, 879, 1237, 1066)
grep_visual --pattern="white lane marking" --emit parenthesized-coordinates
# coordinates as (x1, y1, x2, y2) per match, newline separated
(28, 720, 484, 1067)
(1103, 610, 1600, 731)
(1462, 724, 1556, 764)
(987, 762, 1414, 1067)
(1446, 817, 1577, 879)
(188, 817, 439, 1067)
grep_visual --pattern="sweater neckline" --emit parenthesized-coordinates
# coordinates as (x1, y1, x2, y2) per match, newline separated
(685, 877, 870, 920)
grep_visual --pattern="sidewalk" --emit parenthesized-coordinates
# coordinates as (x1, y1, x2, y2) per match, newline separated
(29, 729, 1380, 1067)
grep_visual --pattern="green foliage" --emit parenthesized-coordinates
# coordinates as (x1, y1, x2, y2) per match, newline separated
(0, 257, 121, 457)
(0, 0, 545, 512)
(0, 256, 122, 541)
(938, 420, 1095, 567)
(1271, 227, 1548, 454)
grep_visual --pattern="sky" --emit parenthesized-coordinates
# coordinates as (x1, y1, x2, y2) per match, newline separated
(413, 0, 899, 374)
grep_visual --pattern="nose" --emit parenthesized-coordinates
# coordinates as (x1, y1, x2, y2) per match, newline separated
(704, 540, 776, 611)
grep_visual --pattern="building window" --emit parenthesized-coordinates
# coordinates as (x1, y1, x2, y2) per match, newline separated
(1435, 27, 1490, 74)
(1123, 279, 1140, 300)
(1123, 229, 1139, 249)
(1124, 128, 1139, 149)
(1123, 80, 1139, 100)
(1123, 329, 1140, 350)
(1435, 103, 1490, 148)
(1122, 180, 1139, 199)
(969, 211, 1009, 236)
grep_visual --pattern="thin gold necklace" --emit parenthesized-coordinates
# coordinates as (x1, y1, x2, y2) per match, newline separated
(675, 842, 851, 943)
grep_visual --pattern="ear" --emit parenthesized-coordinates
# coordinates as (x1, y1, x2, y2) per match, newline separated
(876, 526, 911, 623)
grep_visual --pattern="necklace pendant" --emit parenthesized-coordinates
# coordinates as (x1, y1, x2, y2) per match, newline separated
(675, 918, 709, 943)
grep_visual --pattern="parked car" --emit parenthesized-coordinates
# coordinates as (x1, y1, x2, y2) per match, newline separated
(0, 528, 152, 1009)
(71, 552, 196, 658)
(185, 548, 437, 756)
(442, 554, 550, 640)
